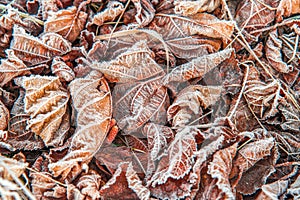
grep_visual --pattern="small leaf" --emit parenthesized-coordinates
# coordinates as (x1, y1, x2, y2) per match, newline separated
(51, 57, 75, 82)
(256, 180, 289, 200)
(276, 0, 300, 21)
(131, 0, 155, 26)
(0, 100, 9, 131)
(174, 0, 221, 16)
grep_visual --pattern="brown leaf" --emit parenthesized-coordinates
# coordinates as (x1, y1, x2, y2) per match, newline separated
(174, 0, 221, 16)
(276, 0, 300, 22)
(231, 138, 275, 186)
(265, 30, 293, 73)
(51, 57, 75, 82)
(91, 40, 164, 83)
(287, 174, 300, 198)
(11, 26, 72, 66)
(113, 76, 168, 133)
(44, 6, 87, 42)
(149, 13, 234, 46)
(15, 75, 69, 147)
(87, 1, 124, 27)
(131, 0, 155, 26)
(148, 126, 197, 185)
(162, 48, 234, 85)
(100, 162, 150, 200)
(75, 170, 102, 199)
(256, 180, 289, 200)
(143, 123, 174, 161)
(0, 50, 31, 87)
(39, 0, 61, 20)
(167, 85, 222, 128)
(0, 100, 9, 131)
(49, 73, 112, 181)
(207, 143, 238, 199)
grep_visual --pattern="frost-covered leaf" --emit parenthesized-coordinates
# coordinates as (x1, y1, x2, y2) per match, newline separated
(167, 85, 222, 128)
(0, 100, 9, 131)
(143, 123, 174, 161)
(113, 76, 168, 133)
(100, 162, 150, 200)
(0, 155, 28, 180)
(207, 143, 237, 200)
(49, 73, 112, 181)
(163, 48, 234, 85)
(0, 50, 31, 87)
(51, 57, 75, 82)
(174, 0, 221, 16)
(278, 101, 300, 132)
(44, 6, 87, 42)
(15, 75, 69, 147)
(256, 180, 289, 200)
(265, 30, 293, 73)
(131, 0, 155, 26)
(39, 0, 61, 20)
(149, 126, 197, 185)
(276, 0, 300, 21)
(244, 79, 282, 120)
(149, 13, 234, 46)
(87, 1, 124, 27)
(231, 138, 275, 185)
(75, 170, 102, 199)
(91, 40, 164, 83)
(11, 26, 72, 66)
(287, 174, 300, 198)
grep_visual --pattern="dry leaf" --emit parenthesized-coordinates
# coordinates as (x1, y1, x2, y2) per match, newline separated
(44, 6, 87, 42)
(39, 0, 61, 20)
(11, 26, 72, 66)
(163, 48, 234, 85)
(87, 1, 124, 27)
(287, 174, 300, 198)
(149, 13, 234, 46)
(149, 126, 197, 185)
(143, 123, 174, 161)
(207, 143, 237, 200)
(131, 0, 155, 26)
(265, 30, 293, 73)
(15, 75, 69, 147)
(0, 50, 31, 87)
(51, 57, 75, 82)
(100, 162, 150, 200)
(256, 180, 289, 200)
(91, 40, 164, 83)
(75, 170, 102, 199)
(231, 138, 275, 186)
(49, 73, 112, 181)
(167, 85, 222, 128)
(113, 76, 168, 134)
(174, 0, 221, 16)
(276, 0, 300, 21)
(0, 100, 9, 131)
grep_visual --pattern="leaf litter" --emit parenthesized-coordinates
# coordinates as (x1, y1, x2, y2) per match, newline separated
(0, 0, 299, 199)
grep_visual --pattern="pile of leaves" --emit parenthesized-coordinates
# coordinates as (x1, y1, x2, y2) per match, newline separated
(0, 0, 299, 199)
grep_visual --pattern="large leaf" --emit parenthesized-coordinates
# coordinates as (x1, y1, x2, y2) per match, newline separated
(44, 6, 87, 42)
(49, 73, 112, 181)
(163, 48, 234, 85)
(15, 75, 69, 147)
(91, 40, 164, 83)
(113, 76, 168, 133)
(11, 26, 72, 66)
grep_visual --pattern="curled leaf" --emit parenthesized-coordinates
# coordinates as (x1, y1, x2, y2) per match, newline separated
(167, 85, 222, 128)
(44, 6, 87, 42)
(174, 0, 221, 16)
(0, 100, 9, 131)
(276, 0, 300, 21)
(87, 1, 124, 27)
(11, 26, 72, 66)
(51, 57, 75, 82)
(15, 75, 69, 147)
(49, 74, 112, 181)
(131, 0, 155, 26)
(265, 30, 293, 73)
